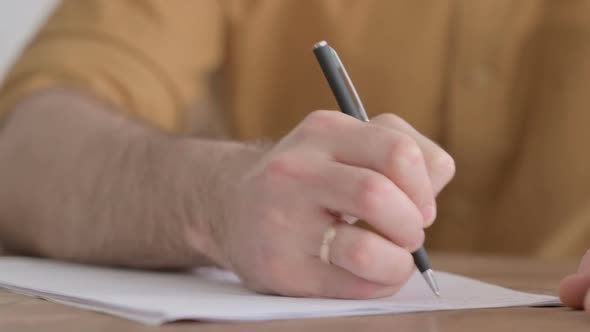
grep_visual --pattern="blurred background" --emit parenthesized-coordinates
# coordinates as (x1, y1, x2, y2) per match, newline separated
(0, 0, 57, 79)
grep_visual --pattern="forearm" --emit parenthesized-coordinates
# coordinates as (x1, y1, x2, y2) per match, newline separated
(0, 89, 263, 268)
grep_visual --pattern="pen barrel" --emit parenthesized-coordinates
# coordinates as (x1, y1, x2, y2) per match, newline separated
(313, 45, 365, 119)
(412, 247, 431, 273)
(314, 41, 436, 291)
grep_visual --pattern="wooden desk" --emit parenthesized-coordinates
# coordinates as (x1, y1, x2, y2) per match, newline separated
(0, 254, 588, 331)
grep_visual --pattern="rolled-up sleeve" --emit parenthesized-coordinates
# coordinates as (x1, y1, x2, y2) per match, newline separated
(0, 0, 224, 132)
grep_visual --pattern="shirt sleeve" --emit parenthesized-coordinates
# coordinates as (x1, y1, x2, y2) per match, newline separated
(0, 0, 224, 132)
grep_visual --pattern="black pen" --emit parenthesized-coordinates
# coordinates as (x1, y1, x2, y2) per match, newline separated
(313, 40, 441, 297)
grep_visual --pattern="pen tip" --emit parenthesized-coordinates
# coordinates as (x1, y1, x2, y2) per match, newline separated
(422, 269, 441, 298)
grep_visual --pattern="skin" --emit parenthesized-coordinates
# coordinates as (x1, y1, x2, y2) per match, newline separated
(559, 249, 590, 315)
(0, 87, 457, 299)
(3, 89, 589, 308)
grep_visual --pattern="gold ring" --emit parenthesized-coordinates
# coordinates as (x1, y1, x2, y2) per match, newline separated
(319, 225, 337, 264)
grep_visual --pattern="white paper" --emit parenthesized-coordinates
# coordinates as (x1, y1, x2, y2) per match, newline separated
(0, 256, 559, 325)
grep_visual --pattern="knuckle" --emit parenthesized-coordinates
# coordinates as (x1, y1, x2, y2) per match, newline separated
(434, 151, 456, 179)
(301, 110, 339, 132)
(376, 113, 411, 130)
(388, 133, 423, 165)
(264, 153, 301, 181)
(357, 174, 393, 215)
(260, 207, 290, 232)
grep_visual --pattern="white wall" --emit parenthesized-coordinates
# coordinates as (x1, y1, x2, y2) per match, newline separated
(0, 0, 58, 79)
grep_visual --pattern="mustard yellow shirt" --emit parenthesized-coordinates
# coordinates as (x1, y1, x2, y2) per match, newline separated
(2, 0, 590, 258)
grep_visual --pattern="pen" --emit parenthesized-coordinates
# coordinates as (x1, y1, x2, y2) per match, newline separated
(312, 40, 441, 297)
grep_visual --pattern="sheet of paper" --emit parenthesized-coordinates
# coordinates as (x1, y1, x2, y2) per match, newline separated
(0, 256, 559, 325)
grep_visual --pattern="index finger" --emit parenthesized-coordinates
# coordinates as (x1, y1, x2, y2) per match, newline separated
(370, 114, 456, 196)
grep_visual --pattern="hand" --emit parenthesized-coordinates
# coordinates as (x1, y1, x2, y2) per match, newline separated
(211, 111, 455, 299)
(559, 249, 590, 314)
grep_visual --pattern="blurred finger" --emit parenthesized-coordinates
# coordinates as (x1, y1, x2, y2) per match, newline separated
(329, 223, 414, 286)
(305, 160, 424, 251)
(299, 111, 435, 226)
(370, 113, 455, 196)
(559, 273, 590, 309)
(258, 248, 399, 299)
(328, 122, 435, 225)
(298, 258, 399, 299)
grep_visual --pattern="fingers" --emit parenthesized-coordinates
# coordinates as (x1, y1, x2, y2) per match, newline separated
(295, 111, 454, 228)
(265, 253, 400, 299)
(238, 110, 454, 299)
(330, 123, 436, 225)
(304, 111, 434, 225)
(260, 220, 413, 299)
(559, 273, 590, 309)
(370, 113, 456, 196)
(300, 159, 424, 250)
(246, 209, 409, 299)
(559, 249, 590, 310)
(305, 259, 400, 299)
(328, 223, 415, 286)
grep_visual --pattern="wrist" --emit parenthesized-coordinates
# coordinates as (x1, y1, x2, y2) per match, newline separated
(171, 137, 268, 268)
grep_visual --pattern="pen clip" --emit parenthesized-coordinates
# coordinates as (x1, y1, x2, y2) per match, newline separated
(329, 47, 369, 122)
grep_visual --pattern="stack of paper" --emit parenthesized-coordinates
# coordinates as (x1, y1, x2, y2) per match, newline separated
(0, 257, 559, 325)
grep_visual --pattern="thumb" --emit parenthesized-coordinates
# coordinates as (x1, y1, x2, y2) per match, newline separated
(559, 249, 590, 309)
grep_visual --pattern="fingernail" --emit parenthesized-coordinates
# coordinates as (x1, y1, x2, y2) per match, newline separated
(421, 203, 436, 225)
(341, 214, 359, 225)
(414, 229, 426, 251)
(406, 229, 425, 252)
